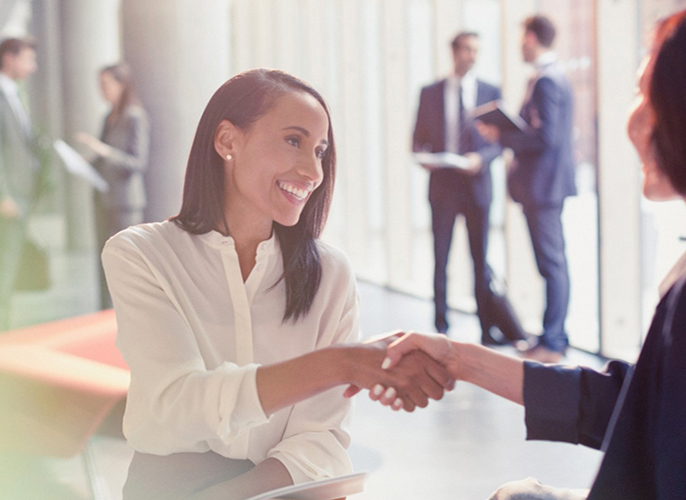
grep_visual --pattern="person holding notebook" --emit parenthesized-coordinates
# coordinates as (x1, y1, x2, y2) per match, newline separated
(412, 31, 527, 346)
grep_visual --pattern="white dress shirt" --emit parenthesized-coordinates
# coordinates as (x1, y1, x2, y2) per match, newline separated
(444, 71, 477, 153)
(102, 221, 360, 484)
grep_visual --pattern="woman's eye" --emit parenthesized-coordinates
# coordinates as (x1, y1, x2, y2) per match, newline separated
(286, 137, 300, 148)
(316, 148, 327, 159)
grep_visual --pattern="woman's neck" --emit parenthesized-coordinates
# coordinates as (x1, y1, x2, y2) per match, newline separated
(224, 212, 273, 282)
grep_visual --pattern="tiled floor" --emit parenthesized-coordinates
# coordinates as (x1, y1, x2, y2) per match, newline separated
(3, 254, 605, 500)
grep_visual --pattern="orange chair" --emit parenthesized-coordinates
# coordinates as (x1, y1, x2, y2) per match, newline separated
(0, 309, 129, 457)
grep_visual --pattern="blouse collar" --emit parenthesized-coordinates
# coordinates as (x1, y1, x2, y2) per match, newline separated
(197, 230, 279, 259)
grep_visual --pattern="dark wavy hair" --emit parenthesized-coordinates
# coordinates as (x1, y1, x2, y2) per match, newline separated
(649, 9, 686, 196)
(171, 69, 336, 322)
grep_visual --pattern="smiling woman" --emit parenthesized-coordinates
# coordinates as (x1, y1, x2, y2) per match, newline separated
(101, 68, 453, 500)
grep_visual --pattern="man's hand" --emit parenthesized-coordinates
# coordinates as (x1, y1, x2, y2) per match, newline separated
(0, 196, 20, 219)
(475, 121, 501, 143)
(463, 152, 483, 175)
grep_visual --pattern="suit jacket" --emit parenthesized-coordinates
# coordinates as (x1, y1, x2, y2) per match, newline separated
(413, 78, 502, 209)
(501, 62, 577, 207)
(0, 90, 38, 220)
(523, 276, 686, 499)
(94, 104, 150, 211)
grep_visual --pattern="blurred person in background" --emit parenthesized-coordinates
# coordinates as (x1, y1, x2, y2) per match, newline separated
(77, 62, 150, 310)
(413, 32, 527, 346)
(0, 37, 39, 331)
(478, 15, 576, 363)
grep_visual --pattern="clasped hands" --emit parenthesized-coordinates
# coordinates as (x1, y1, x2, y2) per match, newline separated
(342, 331, 458, 412)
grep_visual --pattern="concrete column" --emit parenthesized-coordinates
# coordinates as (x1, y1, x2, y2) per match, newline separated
(596, 0, 641, 359)
(59, 0, 121, 249)
(121, 0, 231, 223)
(434, 0, 462, 77)
(30, 0, 65, 220)
(381, 0, 413, 292)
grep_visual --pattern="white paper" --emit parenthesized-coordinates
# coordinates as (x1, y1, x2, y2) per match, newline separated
(53, 139, 109, 192)
(245, 472, 368, 500)
(413, 151, 471, 170)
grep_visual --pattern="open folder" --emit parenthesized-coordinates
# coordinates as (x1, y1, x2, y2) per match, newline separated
(470, 100, 527, 133)
(412, 151, 472, 170)
(245, 472, 368, 500)
(53, 139, 109, 193)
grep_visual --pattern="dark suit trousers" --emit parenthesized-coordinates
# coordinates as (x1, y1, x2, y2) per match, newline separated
(522, 204, 570, 351)
(0, 217, 26, 331)
(431, 196, 493, 333)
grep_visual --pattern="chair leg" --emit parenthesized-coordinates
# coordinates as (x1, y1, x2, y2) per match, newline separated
(82, 439, 107, 500)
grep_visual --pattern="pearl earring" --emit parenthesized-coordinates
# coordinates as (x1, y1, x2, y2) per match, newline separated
(226, 154, 233, 161)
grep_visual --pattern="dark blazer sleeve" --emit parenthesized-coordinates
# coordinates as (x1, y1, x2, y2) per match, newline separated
(500, 76, 563, 156)
(412, 87, 429, 152)
(472, 83, 503, 167)
(412, 84, 443, 153)
(0, 104, 9, 201)
(523, 359, 631, 449)
(99, 107, 150, 174)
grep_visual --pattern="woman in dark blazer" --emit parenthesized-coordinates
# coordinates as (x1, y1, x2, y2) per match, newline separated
(77, 62, 150, 309)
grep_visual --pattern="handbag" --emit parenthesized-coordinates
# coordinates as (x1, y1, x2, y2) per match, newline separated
(15, 237, 50, 291)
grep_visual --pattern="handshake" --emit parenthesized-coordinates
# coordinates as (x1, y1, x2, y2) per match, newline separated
(340, 331, 463, 412)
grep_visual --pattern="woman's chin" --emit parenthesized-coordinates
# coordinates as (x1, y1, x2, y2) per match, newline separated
(273, 213, 302, 228)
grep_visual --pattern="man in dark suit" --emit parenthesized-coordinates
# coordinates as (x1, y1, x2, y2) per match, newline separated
(413, 32, 527, 345)
(478, 16, 576, 362)
(0, 38, 39, 330)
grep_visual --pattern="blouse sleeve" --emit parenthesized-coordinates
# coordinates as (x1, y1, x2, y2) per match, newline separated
(100, 109, 150, 174)
(524, 359, 632, 449)
(267, 248, 360, 484)
(102, 234, 269, 455)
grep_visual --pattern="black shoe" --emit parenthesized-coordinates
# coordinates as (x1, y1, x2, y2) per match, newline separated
(435, 317, 448, 335)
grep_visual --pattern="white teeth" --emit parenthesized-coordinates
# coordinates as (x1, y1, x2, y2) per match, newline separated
(278, 181, 310, 201)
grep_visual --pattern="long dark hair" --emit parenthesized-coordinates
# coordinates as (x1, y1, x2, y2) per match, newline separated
(171, 69, 336, 322)
(649, 9, 686, 196)
(101, 62, 139, 124)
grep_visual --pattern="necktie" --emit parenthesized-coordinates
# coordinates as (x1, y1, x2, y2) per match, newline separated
(457, 83, 466, 154)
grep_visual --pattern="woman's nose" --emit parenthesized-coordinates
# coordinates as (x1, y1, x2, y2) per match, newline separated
(297, 153, 324, 184)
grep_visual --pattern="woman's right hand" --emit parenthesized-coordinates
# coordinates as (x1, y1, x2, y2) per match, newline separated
(340, 334, 455, 412)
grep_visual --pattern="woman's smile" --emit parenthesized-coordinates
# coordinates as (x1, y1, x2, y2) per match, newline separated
(277, 180, 313, 203)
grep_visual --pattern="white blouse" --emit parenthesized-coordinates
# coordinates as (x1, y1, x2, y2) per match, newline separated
(102, 221, 360, 484)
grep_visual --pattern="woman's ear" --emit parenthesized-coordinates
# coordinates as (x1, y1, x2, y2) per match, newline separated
(214, 119, 241, 162)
